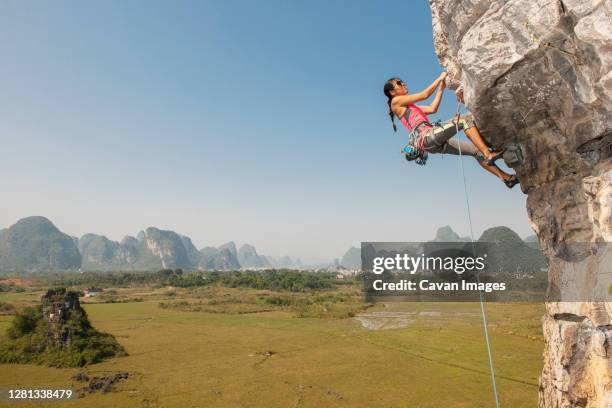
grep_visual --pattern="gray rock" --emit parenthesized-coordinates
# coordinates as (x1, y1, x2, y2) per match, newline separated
(429, 0, 611, 405)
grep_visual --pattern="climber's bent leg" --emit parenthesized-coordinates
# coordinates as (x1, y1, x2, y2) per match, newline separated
(464, 126, 494, 158)
(422, 123, 461, 151)
(477, 161, 513, 181)
(459, 116, 503, 161)
(443, 138, 511, 181)
(441, 137, 484, 161)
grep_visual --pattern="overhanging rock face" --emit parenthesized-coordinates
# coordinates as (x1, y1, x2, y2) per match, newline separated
(428, 0, 611, 406)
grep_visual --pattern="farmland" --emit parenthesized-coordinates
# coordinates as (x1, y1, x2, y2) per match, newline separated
(0, 279, 543, 407)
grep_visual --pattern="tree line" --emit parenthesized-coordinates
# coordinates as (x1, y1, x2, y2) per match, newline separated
(41, 269, 337, 292)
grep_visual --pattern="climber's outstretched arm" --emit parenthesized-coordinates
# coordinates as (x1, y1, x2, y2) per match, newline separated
(420, 80, 445, 114)
(391, 72, 447, 108)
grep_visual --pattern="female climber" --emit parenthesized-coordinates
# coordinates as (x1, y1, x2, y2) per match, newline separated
(383, 73, 519, 188)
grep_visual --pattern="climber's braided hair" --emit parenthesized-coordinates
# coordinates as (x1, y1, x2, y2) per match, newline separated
(383, 77, 401, 132)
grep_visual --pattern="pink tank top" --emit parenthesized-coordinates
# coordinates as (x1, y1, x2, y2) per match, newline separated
(399, 104, 430, 132)
(398, 104, 431, 149)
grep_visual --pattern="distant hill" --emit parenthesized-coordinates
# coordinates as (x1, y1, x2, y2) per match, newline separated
(218, 242, 238, 258)
(268, 255, 302, 269)
(139, 227, 195, 269)
(78, 233, 123, 271)
(0, 216, 297, 272)
(430, 226, 470, 242)
(0, 216, 81, 271)
(523, 234, 541, 249)
(198, 245, 240, 270)
(478, 227, 547, 273)
(179, 234, 201, 267)
(79, 228, 197, 271)
(198, 247, 220, 270)
(0, 216, 546, 274)
(479, 226, 524, 244)
(238, 244, 270, 268)
(340, 246, 360, 270)
(340, 225, 547, 274)
(340, 226, 469, 271)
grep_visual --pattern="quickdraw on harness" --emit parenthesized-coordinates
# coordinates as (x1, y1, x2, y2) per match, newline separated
(401, 144, 427, 165)
(401, 120, 443, 166)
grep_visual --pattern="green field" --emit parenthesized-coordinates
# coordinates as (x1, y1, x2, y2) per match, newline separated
(0, 286, 543, 407)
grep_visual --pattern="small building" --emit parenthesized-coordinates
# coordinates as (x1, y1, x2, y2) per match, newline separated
(84, 287, 103, 297)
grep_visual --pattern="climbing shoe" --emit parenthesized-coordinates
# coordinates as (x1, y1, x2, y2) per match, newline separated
(504, 175, 519, 189)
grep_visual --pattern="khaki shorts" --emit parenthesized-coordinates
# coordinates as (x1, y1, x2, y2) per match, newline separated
(420, 114, 484, 162)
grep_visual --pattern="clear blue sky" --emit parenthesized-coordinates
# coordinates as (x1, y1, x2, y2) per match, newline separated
(0, 1, 532, 261)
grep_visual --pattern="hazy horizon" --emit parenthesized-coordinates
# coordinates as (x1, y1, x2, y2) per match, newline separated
(1, 1, 533, 260)
(0, 214, 535, 264)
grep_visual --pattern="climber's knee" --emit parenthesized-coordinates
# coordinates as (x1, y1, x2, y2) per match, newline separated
(461, 114, 477, 131)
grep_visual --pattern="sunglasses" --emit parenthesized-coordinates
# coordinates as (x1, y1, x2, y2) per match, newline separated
(395, 80, 405, 88)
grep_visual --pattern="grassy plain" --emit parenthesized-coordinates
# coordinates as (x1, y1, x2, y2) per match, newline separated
(0, 284, 543, 407)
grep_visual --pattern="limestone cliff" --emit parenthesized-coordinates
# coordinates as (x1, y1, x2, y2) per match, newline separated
(428, 0, 611, 406)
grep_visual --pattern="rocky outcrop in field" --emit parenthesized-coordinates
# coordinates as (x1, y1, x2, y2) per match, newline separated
(0, 288, 125, 367)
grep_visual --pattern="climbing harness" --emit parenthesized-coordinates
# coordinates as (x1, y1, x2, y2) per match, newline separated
(399, 105, 440, 166)
(401, 122, 432, 165)
(401, 120, 448, 165)
(454, 101, 501, 408)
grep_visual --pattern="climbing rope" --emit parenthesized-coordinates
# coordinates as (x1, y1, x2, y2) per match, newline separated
(453, 101, 501, 408)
